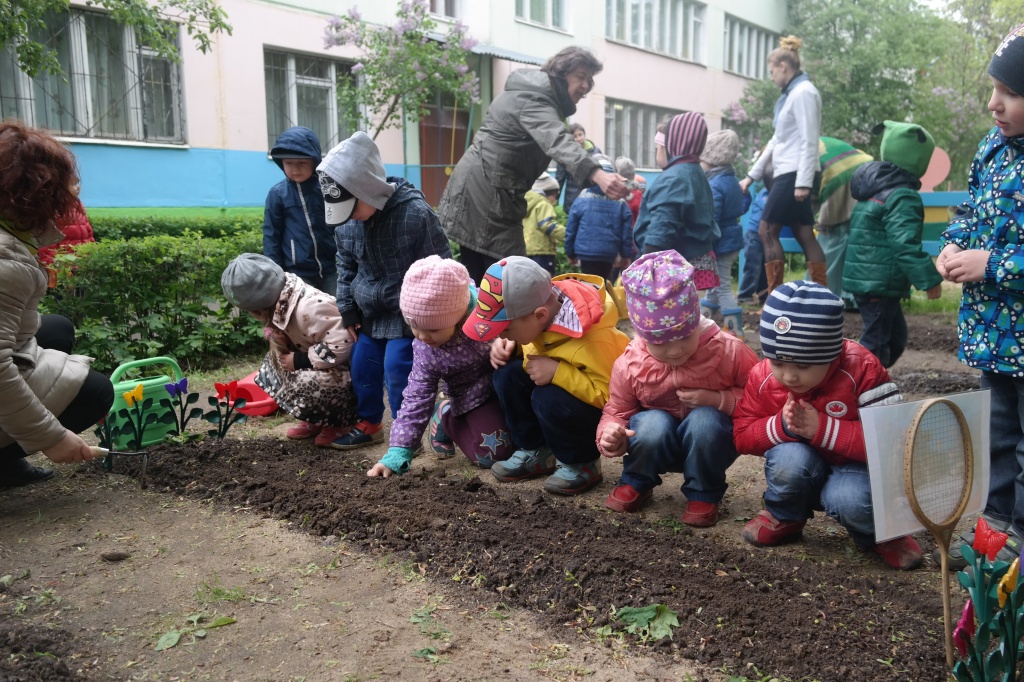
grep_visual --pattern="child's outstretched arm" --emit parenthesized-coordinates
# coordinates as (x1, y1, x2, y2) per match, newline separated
(596, 355, 642, 456)
(367, 447, 413, 477)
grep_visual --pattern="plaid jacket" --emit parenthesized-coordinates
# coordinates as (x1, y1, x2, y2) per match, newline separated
(335, 178, 452, 339)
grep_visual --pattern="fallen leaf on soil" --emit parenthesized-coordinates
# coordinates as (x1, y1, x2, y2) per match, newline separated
(100, 551, 131, 562)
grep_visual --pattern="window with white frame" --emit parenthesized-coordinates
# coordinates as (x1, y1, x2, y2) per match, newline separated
(0, 8, 183, 143)
(514, 0, 567, 30)
(264, 49, 358, 152)
(605, 0, 705, 63)
(604, 99, 681, 170)
(430, 0, 459, 19)
(724, 15, 776, 80)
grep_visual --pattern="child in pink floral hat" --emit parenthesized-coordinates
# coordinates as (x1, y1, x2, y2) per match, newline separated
(598, 249, 758, 525)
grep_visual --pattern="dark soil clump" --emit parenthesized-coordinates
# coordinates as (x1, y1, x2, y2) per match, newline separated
(0, 584, 87, 682)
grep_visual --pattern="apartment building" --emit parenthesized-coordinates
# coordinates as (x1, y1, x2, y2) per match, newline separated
(0, 0, 786, 207)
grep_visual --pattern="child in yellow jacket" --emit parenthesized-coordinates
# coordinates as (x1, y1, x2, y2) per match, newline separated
(522, 174, 565, 276)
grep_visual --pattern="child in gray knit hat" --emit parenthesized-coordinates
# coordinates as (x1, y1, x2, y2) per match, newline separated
(221, 253, 357, 447)
(316, 132, 452, 450)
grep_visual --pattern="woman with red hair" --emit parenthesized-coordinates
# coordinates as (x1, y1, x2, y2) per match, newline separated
(0, 120, 113, 487)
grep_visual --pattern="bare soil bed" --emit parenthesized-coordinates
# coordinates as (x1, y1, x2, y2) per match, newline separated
(0, 311, 983, 681)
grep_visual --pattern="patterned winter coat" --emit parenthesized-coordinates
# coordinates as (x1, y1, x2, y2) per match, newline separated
(940, 128, 1024, 376)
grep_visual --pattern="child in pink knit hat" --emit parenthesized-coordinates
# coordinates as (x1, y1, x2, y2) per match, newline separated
(598, 249, 758, 525)
(367, 256, 514, 477)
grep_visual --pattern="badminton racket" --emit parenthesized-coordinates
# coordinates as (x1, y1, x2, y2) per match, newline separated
(903, 398, 974, 668)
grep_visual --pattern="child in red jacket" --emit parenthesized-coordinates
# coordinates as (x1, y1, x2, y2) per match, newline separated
(732, 280, 922, 570)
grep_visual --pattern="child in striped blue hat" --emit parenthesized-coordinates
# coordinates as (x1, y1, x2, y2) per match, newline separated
(731, 280, 924, 570)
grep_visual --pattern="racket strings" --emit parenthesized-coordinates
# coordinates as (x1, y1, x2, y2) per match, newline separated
(910, 403, 968, 526)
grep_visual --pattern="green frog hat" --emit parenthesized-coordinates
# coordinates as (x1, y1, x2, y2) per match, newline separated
(873, 120, 935, 179)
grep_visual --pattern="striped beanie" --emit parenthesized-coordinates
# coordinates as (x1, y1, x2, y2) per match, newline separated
(665, 112, 708, 164)
(818, 137, 872, 204)
(760, 281, 845, 365)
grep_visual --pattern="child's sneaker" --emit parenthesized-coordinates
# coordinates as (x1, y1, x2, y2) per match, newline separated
(286, 421, 322, 440)
(428, 400, 456, 458)
(491, 446, 556, 482)
(605, 482, 653, 512)
(681, 500, 719, 527)
(874, 536, 924, 570)
(742, 509, 806, 546)
(314, 425, 350, 448)
(329, 420, 384, 450)
(543, 460, 603, 495)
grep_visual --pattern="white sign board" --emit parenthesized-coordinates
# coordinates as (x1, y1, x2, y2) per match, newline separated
(862, 390, 990, 543)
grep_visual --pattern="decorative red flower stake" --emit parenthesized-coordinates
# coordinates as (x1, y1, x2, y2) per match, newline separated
(203, 380, 250, 439)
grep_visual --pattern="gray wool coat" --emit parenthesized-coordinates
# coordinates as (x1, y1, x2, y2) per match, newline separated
(438, 69, 601, 260)
(0, 223, 91, 453)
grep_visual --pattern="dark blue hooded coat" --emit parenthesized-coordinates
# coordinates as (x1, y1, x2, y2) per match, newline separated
(263, 127, 336, 281)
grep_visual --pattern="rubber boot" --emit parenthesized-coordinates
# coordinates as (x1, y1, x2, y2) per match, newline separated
(721, 307, 745, 339)
(764, 260, 785, 296)
(700, 298, 720, 320)
(807, 261, 828, 288)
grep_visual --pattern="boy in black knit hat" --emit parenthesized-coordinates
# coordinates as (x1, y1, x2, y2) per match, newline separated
(936, 22, 1024, 570)
(732, 280, 923, 570)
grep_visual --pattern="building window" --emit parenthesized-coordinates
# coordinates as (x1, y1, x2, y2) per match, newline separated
(264, 49, 358, 152)
(605, 0, 705, 63)
(604, 99, 682, 170)
(0, 9, 183, 143)
(515, 0, 567, 30)
(430, 0, 459, 19)
(724, 16, 776, 80)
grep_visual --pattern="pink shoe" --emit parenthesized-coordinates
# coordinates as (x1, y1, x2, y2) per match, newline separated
(314, 426, 351, 448)
(286, 421, 322, 440)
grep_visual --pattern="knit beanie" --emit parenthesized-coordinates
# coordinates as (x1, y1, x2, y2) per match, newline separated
(665, 112, 708, 164)
(614, 156, 636, 178)
(400, 256, 472, 331)
(877, 121, 935, 179)
(532, 174, 560, 194)
(622, 250, 699, 343)
(221, 253, 286, 312)
(700, 129, 740, 167)
(317, 132, 395, 212)
(760, 280, 845, 365)
(989, 23, 1024, 98)
(818, 137, 873, 204)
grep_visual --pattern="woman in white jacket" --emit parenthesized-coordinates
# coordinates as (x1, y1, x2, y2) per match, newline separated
(739, 36, 825, 294)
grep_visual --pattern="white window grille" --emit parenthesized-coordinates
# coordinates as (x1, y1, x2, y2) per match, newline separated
(604, 99, 682, 170)
(429, 0, 459, 18)
(605, 0, 705, 63)
(0, 8, 184, 143)
(515, 0, 567, 30)
(724, 15, 776, 80)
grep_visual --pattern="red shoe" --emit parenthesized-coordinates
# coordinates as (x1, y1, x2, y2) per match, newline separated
(874, 536, 924, 570)
(286, 421, 322, 440)
(742, 510, 806, 546)
(604, 483, 653, 513)
(314, 425, 351, 448)
(681, 500, 719, 527)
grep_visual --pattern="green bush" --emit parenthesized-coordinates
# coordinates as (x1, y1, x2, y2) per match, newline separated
(90, 214, 264, 242)
(40, 231, 266, 372)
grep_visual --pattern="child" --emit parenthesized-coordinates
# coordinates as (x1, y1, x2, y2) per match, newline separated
(615, 156, 645, 227)
(37, 187, 94, 289)
(598, 250, 758, 525)
(936, 22, 1024, 569)
(523, 174, 565, 276)
(732, 280, 922, 570)
(464, 256, 630, 494)
(737, 185, 769, 305)
(318, 131, 452, 449)
(367, 256, 514, 477)
(699, 129, 749, 336)
(221, 253, 355, 447)
(564, 156, 634, 281)
(263, 126, 337, 294)
(556, 123, 604, 215)
(632, 112, 720, 293)
(844, 121, 943, 368)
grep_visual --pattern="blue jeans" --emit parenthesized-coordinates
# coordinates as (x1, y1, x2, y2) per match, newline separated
(492, 358, 601, 464)
(854, 296, 907, 369)
(981, 372, 1024, 535)
(737, 230, 767, 301)
(351, 334, 413, 423)
(762, 442, 876, 547)
(620, 407, 737, 503)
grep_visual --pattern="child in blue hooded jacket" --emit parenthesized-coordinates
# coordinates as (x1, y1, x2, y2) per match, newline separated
(564, 156, 634, 280)
(263, 127, 337, 294)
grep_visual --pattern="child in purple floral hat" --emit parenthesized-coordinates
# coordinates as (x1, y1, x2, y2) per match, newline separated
(598, 249, 758, 525)
(366, 256, 514, 477)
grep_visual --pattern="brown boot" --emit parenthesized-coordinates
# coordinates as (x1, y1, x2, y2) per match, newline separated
(764, 260, 785, 295)
(807, 261, 828, 288)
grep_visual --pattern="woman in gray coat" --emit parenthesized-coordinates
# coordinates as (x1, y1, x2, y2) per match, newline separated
(0, 121, 114, 487)
(438, 46, 629, 283)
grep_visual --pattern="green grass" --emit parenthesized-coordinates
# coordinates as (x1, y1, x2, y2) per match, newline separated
(86, 206, 264, 220)
(902, 284, 961, 315)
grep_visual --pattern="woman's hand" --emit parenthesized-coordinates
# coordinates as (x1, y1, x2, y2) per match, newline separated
(794, 187, 811, 202)
(592, 169, 629, 201)
(739, 177, 753, 195)
(42, 430, 94, 464)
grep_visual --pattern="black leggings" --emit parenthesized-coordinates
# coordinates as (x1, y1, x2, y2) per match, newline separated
(0, 315, 114, 461)
(458, 245, 497, 286)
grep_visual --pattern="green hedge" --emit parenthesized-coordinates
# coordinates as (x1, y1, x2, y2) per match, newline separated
(89, 213, 264, 241)
(40, 230, 266, 372)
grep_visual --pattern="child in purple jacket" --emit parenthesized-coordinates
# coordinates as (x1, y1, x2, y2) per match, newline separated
(366, 256, 515, 477)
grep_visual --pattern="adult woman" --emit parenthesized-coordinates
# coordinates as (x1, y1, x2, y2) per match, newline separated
(438, 46, 628, 283)
(739, 36, 825, 294)
(0, 121, 114, 487)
